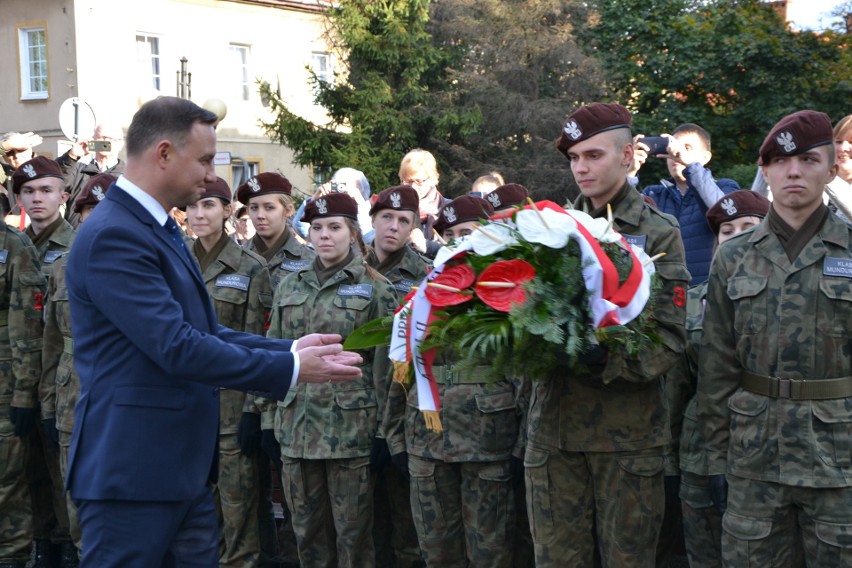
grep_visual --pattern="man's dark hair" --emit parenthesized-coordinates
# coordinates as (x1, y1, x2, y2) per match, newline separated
(126, 96, 217, 157)
(672, 123, 711, 151)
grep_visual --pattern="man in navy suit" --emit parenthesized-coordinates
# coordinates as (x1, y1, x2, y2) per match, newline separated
(65, 96, 364, 567)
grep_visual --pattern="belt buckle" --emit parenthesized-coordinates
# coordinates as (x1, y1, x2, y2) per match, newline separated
(776, 378, 790, 398)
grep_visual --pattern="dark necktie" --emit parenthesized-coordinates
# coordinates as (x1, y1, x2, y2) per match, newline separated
(163, 216, 194, 264)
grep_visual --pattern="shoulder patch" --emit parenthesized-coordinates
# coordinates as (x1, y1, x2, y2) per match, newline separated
(621, 233, 647, 251)
(338, 283, 373, 299)
(824, 257, 852, 278)
(280, 259, 311, 273)
(215, 274, 250, 291)
(394, 278, 416, 295)
(43, 250, 67, 265)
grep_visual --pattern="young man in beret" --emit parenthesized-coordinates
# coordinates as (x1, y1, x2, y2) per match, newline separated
(12, 155, 78, 567)
(523, 102, 689, 567)
(697, 110, 852, 566)
(485, 183, 529, 214)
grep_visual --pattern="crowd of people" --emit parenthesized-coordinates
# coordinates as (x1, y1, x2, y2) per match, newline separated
(0, 96, 849, 568)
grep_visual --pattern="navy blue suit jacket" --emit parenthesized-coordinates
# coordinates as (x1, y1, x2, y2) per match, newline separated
(66, 186, 293, 501)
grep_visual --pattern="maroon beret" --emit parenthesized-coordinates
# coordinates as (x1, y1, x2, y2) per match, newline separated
(759, 110, 833, 166)
(486, 183, 529, 211)
(236, 172, 292, 204)
(705, 190, 770, 236)
(433, 195, 495, 234)
(74, 173, 116, 213)
(12, 156, 64, 194)
(369, 185, 419, 216)
(200, 176, 232, 203)
(556, 103, 632, 159)
(303, 193, 358, 222)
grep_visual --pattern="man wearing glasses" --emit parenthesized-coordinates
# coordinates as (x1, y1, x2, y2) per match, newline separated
(1, 131, 44, 221)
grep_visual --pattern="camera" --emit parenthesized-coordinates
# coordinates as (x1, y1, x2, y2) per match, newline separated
(89, 140, 112, 153)
(637, 136, 669, 156)
(330, 181, 347, 193)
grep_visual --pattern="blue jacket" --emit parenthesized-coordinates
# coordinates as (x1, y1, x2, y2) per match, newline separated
(641, 163, 739, 284)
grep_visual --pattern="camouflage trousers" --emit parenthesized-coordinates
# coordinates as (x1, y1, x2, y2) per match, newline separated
(524, 445, 665, 568)
(214, 434, 261, 567)
(281, 455, 374, 568)
(679, 470, 722, 568)
(27, 416, 70, 542)
(0, 400, 31, 562)
(373, 464, 423, 567)
(58, 433, 81, 553)
(408, 455, 515, 568)
(723, 473, 852, 566)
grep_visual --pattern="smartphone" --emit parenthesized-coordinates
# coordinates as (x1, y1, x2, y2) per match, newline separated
(637, 136, 668, 156)
(330, 181, 347, 193)
(89, 140, 112, 153)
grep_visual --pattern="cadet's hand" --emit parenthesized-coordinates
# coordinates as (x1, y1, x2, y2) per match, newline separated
(43, 418, 60, 447)
(409, 227, 428, 253)
(261, 429, 281, 464)
(510, 456, 525, 489)
(297, 344, 363, 383)
(391, 451, 410, 479)
(10, 406, 38, 438)
(370, 438, 391, 473)
(237, 412, 262, 456)
(628, 134, 649, 178)
(709, 474, 728, 514)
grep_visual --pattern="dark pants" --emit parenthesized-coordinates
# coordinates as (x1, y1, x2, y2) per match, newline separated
(76, 488, 219, 568)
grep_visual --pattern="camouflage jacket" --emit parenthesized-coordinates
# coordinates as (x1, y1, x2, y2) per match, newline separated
(268, 255, 397, 459)
(697, 212, 852, 487)
(196, 239, 273, 435)
(525, 183, 689, 455)
(369, 244, 431, 302)
(244, 231, 314, 291)
(674, 281, 708, 476)
(0, 224, 46, 410)
(33, 218, 75, 279)
(39, 254, 76, 432)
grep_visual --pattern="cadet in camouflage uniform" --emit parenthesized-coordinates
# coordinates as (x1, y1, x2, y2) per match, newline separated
(186, 177, 274, 567)
(671, 190, 769, 568)
(0, 208, 46, 567)
(698, 110, 852, 566)
(383, 195, 527, 568)
(12, 157, 76, 567)
(237, 172, 314, 566)
(365, 186, 429, 568)
(38, 173, 116, 560)
(523, 103, 689, 567)
(269, 193, 397, 568)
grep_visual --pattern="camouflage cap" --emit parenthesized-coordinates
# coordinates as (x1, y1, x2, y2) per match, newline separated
(486, 183, 529, 211)
(12, 156, 64, 194)
(706, 190, 770, 236)
(369, 185, 419, 216)
(556, 102, 632, 159)
(759, 110, 833, 166)
(74, 173, 117, 213)
(200, 176, 232, 203)
(303, 192, 359, 222)
(433, 195, 495, 234)
(236, 172, 292, 204)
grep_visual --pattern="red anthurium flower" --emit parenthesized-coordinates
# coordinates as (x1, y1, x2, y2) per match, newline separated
(475, 259, 536, 312)
(425, 264, 476, 306)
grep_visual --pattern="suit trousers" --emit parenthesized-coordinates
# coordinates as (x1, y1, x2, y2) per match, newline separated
(76, 487, 219, 568)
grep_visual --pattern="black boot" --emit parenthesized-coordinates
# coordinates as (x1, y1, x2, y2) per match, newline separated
(31, 539, 56, 568)
(58, 542, 79, 568)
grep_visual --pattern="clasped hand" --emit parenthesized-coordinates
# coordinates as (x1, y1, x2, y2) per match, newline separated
(295, 333, 363, 383)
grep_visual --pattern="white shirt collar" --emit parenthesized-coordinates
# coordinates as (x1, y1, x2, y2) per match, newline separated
(116, 175, 169, 226)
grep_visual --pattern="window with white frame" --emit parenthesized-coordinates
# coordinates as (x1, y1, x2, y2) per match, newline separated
(229, 44, 251, 101)
(311, 52, 332, 84)
(136, 33, 161, 91)
(18, 24, 48, 100)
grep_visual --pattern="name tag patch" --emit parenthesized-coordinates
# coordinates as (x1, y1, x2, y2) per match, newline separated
(215, 274, 250, 291)
(43, 250, 66, 264)
(621, 233, 647, 251)
(824, 257, 852, 278)
(0, 250, 8, 264)
(338, 284, 373, 299)
(394, 279, 415, 294)
(280, 259, 311, 272)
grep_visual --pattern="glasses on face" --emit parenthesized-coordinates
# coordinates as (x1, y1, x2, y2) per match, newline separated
(404, 177, 430, 186)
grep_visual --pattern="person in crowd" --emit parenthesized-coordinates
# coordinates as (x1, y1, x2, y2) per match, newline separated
(398, 149, 448, 258)
(384, 195, 527, 568)
(185, 176, 275, 567)
(268, 192, 397, 567)
(469, 172, 504, 197)
(485, 183, 529, 214)
(294, 167, 374, 242)
(630, 123, 739, 285)
(234, 205, 255, 245)
(64, 95, 363, 567)
(56, 123, 126, 229)
(1, 131, 44, 225)
(365, 185, 428, 567)
(668, 190, 769, 568)
(825, 113, 852, 222)
(523, 102, 688, 567)
(39, 173, 116, 565)
(12, 155, 77, 568)
(698, 110, 852, 566)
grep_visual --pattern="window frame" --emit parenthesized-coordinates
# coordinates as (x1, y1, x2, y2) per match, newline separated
(17, 23, 49, 101)
(136, 32, 162, 92)
(229, 44, 251, 102)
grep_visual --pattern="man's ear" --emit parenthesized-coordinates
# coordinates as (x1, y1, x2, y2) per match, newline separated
(621, 143, 635, 169)
(699, 150, 712, 166)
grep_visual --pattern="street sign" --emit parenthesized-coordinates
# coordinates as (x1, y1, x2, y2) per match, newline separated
(214, 151, 232, 166)
(58, 98, 96, 142)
